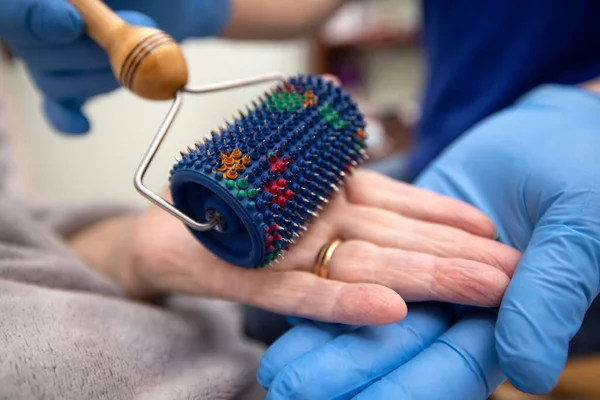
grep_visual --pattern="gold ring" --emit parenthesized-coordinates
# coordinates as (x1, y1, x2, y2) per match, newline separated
(313, 239, 343, 278)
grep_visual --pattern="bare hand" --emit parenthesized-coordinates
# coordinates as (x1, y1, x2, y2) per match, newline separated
(129, 169, 521, 326)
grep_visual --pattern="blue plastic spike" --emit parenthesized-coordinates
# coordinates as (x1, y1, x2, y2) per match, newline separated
(169, 74, 367, 268)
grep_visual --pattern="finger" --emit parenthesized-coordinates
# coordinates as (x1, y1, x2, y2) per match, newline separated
(28, 66, 120, 101)
(258, 321, 357, 389)
(346, 169, 498, 238)
(43, 98, 90, 134)
(340, 205, 522, 275)
(354, 308, 505, 400)
(186, 262, 408, 326)
(496, 224, 600, 394)
(12, 10, 158, 72)
(12, 38, 110, 72)
(264, 303, 453, 399)
(328, 240, 510, 307)
(0, 0, 83, 45)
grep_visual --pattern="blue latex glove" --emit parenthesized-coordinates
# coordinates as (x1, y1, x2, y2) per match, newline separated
(0, 0, 231, 134)
(259, 304, 505, 399)
(257, 83, 600, 398)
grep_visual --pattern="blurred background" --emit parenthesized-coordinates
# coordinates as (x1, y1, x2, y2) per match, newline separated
(0, 0, 422, 207)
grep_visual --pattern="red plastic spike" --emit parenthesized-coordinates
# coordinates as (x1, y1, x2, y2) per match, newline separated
(276, 196, 287, 207)
(275, 162, 286, 173)
(266, 235, 274, 245)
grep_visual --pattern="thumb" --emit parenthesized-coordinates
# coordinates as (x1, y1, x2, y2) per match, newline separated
(495, 223, 600, 394)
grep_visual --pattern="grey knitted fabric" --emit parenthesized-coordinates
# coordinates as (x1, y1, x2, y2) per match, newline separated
(0, 90, 266, 399)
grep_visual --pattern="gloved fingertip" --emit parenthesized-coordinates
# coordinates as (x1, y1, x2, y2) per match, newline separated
(43, 99, 90, 135)
(116, 11, 158, 29)
(501, 356, 562, 395)
(29, 1, 83, 43)
(256, 367, 270, 390)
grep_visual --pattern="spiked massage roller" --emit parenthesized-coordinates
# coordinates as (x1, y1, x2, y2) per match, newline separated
(69, 0, 368, 268)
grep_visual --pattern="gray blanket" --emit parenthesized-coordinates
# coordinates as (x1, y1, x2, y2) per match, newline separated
(0, 82, 266, 400)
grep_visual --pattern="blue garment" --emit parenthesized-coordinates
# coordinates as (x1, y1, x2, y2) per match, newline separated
(408, 0, 600, 180)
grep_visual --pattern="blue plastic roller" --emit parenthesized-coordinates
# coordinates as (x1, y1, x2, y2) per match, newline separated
(134, 73, 368, 268)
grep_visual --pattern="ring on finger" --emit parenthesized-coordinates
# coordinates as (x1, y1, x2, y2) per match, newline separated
(313, 239, 343, 278)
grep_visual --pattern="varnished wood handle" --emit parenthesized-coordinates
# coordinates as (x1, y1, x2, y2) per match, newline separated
(68, 0, 125, 49)
(67, 0, 189, 100)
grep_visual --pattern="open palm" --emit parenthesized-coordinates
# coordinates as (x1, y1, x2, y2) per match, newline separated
(130, 169, 521, 326)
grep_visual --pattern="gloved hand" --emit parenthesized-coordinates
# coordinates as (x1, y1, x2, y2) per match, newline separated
(0, 0, 231, 134)
(256, 83, 600, 398)
(258, 304, 504, 400)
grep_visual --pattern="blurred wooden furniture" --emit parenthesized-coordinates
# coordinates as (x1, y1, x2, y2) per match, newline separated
(492, 354, 600, 400)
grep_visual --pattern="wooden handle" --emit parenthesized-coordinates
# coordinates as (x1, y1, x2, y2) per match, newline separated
(68, 0, 189, 100)
(67, 0, 125, 49)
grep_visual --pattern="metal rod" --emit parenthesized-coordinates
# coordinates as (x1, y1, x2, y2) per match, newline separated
(133, 72, 290, 232)
(133, 90, 218, 231)
(183, 73, 289, 94)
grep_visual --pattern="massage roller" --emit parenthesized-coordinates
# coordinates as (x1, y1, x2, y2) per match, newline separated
(68, 0, 369, 268)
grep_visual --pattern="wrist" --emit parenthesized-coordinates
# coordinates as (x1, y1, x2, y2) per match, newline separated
(68, 213, 167, 302)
